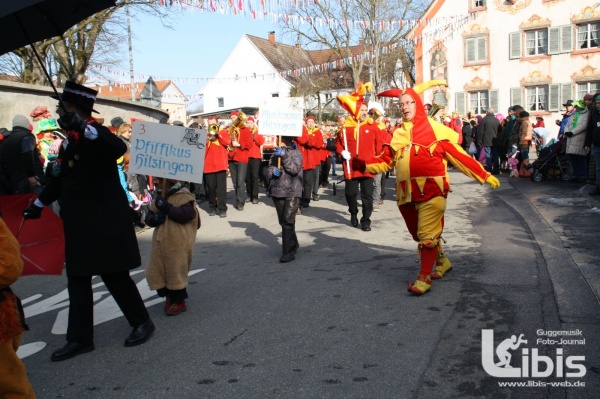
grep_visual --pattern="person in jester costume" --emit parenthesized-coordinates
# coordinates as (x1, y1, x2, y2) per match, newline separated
(352, 80, 500, 295)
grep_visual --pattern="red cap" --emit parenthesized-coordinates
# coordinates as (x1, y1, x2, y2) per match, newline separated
(230, 111, 239, 117)
(247, 116, 255, 122)
(306, 116, 315, 122)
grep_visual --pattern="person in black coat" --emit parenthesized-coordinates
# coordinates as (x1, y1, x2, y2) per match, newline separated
(23, 81, 154, 361)
(0, 115, 45, 194)
(266, 136, 303, 263)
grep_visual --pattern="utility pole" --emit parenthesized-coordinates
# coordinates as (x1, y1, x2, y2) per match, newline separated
(126, 0, 135, 102)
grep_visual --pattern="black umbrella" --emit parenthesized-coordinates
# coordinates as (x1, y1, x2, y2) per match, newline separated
(0, 0, 116, 103)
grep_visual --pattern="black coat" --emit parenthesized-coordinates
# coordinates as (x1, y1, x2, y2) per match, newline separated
(38, 122, 141, 276)
(478, 114, 502, 147)
(0, 127, 44, 193)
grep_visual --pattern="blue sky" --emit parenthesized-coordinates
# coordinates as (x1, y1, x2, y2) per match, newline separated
(127, 10, 278, 96)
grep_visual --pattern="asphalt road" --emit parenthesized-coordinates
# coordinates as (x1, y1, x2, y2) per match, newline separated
(13, 169, 600, 399)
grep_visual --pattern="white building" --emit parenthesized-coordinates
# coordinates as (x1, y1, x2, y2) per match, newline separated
(190, 32, 365, 119)
(409, 0, 600, 122)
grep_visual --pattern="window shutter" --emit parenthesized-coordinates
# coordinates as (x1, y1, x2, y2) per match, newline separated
(489, 89, 499, 113)
(560, 25, 573, 53)
(510, 87, 522, 106)
(561, 83, 572, 105)
(466, 39, 476, 63)
(509, 32, 521, 59)
(477, 37, 487, 62)
(548, 27, 560, 55)
(455, 92, 466, 115)
(549, 84, 560, 111)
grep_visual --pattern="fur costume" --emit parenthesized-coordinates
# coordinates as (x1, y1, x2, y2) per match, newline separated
(146, 187, 200, 291)
(0, 218, 36, 398)
(359, 80, 500, 295)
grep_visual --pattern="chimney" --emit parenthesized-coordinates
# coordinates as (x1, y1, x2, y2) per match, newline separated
(268, 31, 275, 44)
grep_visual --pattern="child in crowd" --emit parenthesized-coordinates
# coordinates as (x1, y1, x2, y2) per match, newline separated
(145, 180, 201, 315)
(267, 136, 303, 263)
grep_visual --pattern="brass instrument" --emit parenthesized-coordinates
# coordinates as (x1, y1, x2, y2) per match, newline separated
(429, 102, 442, 118)
(227, 111, 248, 153)
(207, 123, 220, 136)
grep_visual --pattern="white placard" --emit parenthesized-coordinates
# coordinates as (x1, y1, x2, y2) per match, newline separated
(258, 97, 304, 137)
(129, 121, 206, 184)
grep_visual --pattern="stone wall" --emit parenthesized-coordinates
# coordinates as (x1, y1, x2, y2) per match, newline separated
(0, 81, 168, 129)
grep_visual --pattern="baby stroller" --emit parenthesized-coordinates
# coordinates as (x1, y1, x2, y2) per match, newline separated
(529, 136, 570, 182)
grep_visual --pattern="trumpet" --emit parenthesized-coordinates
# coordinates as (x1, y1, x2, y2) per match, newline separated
(208, 123, 220, 136)
(227, 111, 248, 153)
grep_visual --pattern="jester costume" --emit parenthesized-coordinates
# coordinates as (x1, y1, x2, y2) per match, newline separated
(357, 80, 500, 295)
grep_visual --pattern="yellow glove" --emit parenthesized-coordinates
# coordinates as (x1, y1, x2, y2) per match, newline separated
(486, 175, 500, 189)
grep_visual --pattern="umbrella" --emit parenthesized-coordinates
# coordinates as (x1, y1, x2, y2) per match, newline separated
(0, 0, 116, 107)
(0, 194, 65, 276)
(0, 0, 116, 56)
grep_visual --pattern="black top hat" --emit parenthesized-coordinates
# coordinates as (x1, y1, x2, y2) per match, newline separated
(52, 81, 99, 113)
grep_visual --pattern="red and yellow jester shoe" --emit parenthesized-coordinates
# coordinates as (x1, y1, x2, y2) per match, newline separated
(408, 275, 432, 295)
(431, 254, 452, 280)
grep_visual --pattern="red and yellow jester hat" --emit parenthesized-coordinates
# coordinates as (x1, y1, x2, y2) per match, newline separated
(336, 82, 374, 121)
(377, 80, 447, 146)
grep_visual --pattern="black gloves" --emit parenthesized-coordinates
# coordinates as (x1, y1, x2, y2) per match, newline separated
(155, 195, 172, 214)
(58, 112, 87, 133)
(145, 211, 166, 227)
(24, 203, 44, 219)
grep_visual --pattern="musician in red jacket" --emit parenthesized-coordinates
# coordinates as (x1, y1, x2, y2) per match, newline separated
(305, 116, 325, 201)
(227, 111, 253, 211)
(335, 83, 383, 231)
(244, 116, 264, 204)
(204, 115, 230, 217)
(295, 123, 319, 208)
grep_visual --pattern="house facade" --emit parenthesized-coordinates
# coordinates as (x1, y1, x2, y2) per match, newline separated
(95, 79, 187, 123)
(191, 32, 367, 119)
(410, 0, 600, 122)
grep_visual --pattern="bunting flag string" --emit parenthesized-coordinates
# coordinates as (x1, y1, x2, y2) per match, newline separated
(160, 0, 474, 32)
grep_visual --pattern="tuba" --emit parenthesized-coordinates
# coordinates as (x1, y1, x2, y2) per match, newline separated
(227, 111, 247, 153)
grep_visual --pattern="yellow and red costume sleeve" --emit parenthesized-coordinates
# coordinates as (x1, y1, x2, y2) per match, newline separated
(363, 87, 492, 206)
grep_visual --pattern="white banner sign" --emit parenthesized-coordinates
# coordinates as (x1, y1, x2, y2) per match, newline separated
(258, 97, 304, 137)
(130, 121, 206, 184)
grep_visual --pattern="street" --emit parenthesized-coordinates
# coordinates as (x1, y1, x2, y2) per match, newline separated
(13, 170, 600, 399)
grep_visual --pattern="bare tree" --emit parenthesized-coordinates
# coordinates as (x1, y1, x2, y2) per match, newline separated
(0, 0, 177, 86)
(278, 0, 427, 119)
(280, 0, 427, 89)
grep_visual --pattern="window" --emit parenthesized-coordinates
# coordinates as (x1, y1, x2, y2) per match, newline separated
(525, 29, 548, 55)
(469, 91, 488, 114)
(576, 81, 600, 99)
(526, 86, 548, 111)
(217, 97, 224, 107)
(271, 93, 279, 97)
(465, 36, 488, 64)
(577, 22, 600, 49)
(471, 0, 485, 8)
(325, 93, 332, 101)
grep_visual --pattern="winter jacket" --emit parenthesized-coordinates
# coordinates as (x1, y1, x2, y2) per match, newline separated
(585, 107, 600, 148)
(565, 108, 589, 156)
(518, 118, 533, 149)
(0, 126, 44, 193)
(267, 146, 303, 198)
(478, 114, 502, 147)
